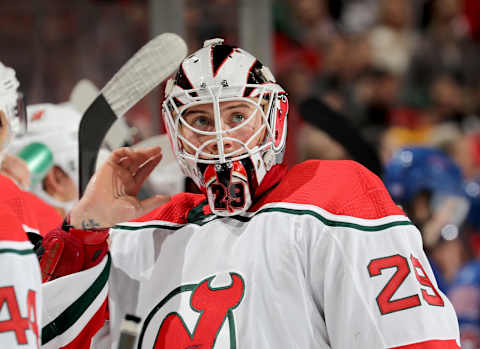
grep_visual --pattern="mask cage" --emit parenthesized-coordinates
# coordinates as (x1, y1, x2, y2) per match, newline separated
(163, 84, 281, 166)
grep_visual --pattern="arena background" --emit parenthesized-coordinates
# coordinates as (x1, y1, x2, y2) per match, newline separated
(2, 1, 480, 341)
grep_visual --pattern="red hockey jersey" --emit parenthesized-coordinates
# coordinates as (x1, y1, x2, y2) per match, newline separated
(0, 174, 62, 236)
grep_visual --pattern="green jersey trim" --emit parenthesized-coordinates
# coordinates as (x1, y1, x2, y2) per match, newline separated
(113, 223, 181, 231)
(41, 253, 111, 344)
(113, 204, 412, 232)
(0, 248, 35, 256)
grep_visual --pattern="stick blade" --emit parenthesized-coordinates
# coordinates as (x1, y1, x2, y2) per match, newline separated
(102, 32, 188, 117)
(78, 33, 187, 196)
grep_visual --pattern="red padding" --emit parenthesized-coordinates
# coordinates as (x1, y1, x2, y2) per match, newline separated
(390, 339, 460, 349)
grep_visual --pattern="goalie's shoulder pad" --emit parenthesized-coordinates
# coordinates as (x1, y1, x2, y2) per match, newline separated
(257, 160, 404, 219)
(132, 192, 207, 224)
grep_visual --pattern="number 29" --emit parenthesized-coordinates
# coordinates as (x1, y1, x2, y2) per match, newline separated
(367, 254, 444, 315)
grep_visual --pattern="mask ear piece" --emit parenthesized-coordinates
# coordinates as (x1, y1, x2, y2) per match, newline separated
(273, 93, 288, 149)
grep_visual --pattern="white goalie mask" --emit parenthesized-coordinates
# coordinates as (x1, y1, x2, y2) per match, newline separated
(163, 38, 289, 216)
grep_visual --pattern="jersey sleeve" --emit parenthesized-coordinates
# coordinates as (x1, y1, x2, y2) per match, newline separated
(301, 162, 460, 349)
(305, 214, 460, 348)
(447, 261, 480, 349)
(40, 253, 110, 349)
(0, 205, 42, 348)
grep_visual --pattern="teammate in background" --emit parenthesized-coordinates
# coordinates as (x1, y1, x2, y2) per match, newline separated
(8, 103, 81, 219)
(0, 62, 61, 237)
(0, 106, 64, 236)
(0, 61, 42, 347)
(38, 39, 460, 348)
(383, 146, 471, 293)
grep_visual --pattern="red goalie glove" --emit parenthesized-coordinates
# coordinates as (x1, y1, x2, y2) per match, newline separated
(37, 219, 109, 282)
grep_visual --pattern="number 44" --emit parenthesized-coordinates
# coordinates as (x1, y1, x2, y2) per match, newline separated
(368, 254, 444, 315)
(0, 286, 39, 347)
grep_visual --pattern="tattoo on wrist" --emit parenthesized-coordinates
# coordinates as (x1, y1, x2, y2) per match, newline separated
(81, 218, 101, 230)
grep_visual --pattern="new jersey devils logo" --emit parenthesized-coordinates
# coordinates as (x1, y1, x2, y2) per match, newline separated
(138, 273, 245, 349)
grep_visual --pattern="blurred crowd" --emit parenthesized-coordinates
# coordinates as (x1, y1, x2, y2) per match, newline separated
(272, 0, 480, 163)
(1, 0, 480, 346)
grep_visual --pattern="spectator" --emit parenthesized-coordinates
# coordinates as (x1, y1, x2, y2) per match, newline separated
(384, 146, 470, 291)
(407, 0, 480, 105)
(368, 0, 417, 76)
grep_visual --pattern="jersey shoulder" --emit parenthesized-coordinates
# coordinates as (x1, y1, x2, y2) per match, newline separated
(0, 174, 23, 204)
(0, 203, 29, 242)
(0, 174, 42, 232)
(22, 191, 62, 235)
(257, 160, 404, 219)
(132, 192, 207, 224)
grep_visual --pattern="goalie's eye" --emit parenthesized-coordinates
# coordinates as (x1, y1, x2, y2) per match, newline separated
(184, 113, 214, 131)
(231, 113, 246, 124)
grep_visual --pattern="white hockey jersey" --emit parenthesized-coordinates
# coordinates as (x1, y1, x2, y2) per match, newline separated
(0, 204, 42, 348)
(41, 160, 461, 348)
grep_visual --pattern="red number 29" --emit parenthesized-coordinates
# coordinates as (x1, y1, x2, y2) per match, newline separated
(367, 254, 444, 315)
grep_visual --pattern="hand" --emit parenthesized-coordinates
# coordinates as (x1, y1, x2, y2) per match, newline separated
(70, 146, 170, 229)
(0, 154, 31, 189)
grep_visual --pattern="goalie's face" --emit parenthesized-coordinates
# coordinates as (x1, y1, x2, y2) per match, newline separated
(177, 98, 267, 161)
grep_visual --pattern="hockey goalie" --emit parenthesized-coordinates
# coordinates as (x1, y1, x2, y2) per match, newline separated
(37, 39, 461, 348)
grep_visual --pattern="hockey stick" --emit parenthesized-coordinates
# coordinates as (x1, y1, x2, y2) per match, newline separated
(78, 32, 187, 196)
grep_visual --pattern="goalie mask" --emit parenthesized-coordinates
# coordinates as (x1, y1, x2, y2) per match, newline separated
(163, 38, 288, 216)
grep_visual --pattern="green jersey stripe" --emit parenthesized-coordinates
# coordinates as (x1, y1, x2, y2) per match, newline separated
(113, 223, 182, 231)
(250, 207, 413, 231)
(0, 248, 35, 256)
(41, 253, 111, 344)
(113, 206, 412, 232)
